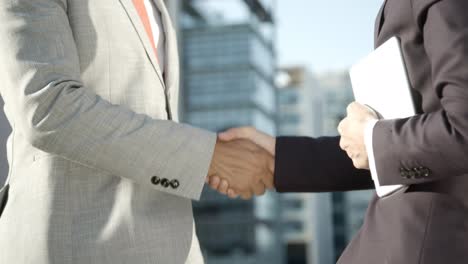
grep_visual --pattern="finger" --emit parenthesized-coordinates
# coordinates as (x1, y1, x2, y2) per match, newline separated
(263, 170, 275, 190)
(218, 179, 229, 195)
(240, 191, 253, 200)
(253, 182, 266, 196)
(264, 182, 275, 190)
(259, 153, 275, 189)
(349, 102, 370, 118)
(353, 153, 361, 160)
(267, 154, 275, 174)
(339, 138, 350, 151)
(218, 127, 253, 141)
(220, 128, 276, 155)
(250, 130, 275, 155)
(263, 178, 274, 190)
(218, 129, 240, 141)
(346, 103, 354, 115)
(227, 189, 239, 199)
(209, 176, 221, 190)
(346, 149, 357, 159)
(337, 119, 347, 135)
(353, 158, 366, 169)
(239, 138, 261, 152)
(353, 102, 366, 110)
(348, 101, 361, 113)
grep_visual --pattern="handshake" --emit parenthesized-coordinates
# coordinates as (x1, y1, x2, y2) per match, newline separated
(206, 127, 277, 200)
(205, 102, 379, 200)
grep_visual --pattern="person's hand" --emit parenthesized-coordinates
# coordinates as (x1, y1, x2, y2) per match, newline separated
(338, 102, 378, 169)
(206, 127, 276, 199)
(218, 127, 276, 155)
(207, 139, 274, 200)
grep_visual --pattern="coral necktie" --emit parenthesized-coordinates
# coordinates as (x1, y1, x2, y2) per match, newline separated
(132, 0, 159, 61)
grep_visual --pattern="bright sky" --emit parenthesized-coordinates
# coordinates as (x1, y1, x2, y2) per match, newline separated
(277, 0, 384, 73)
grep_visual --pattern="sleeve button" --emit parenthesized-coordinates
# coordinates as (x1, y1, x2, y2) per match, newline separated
(170, 180, 180, 189)
(160, 178, 170, 188)
(422, 168, 431, 177)
(400, 168, 409, 178)
(151, 176, 161, 185)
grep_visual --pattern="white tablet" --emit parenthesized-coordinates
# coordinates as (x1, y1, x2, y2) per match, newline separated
(350, 36, 416, 197)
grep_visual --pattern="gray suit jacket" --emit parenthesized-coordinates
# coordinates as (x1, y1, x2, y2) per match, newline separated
(274, 0, 468, 263)
(0, 0, 216, 263)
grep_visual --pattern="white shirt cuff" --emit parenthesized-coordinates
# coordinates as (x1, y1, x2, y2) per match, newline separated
(364, 119, 379, 182)
(364, 119, 406, 197)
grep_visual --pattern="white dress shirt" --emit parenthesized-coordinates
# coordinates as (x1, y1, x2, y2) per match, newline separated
(143, 0, 166, 73)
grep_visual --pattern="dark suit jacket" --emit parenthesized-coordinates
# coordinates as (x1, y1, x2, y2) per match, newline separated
(274, 0, 468, 263)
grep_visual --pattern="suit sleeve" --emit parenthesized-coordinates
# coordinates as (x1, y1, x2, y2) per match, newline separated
(0, 0, 216, 200)
(274, 136, 373, 192)
(373, 0, 468, 186)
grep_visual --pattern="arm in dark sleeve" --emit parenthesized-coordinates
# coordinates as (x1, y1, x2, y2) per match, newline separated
(373, 0, 468, 186)
(274, 136, 373, 193)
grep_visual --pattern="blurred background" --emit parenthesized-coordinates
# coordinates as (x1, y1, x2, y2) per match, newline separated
(0, 0, 384, 263)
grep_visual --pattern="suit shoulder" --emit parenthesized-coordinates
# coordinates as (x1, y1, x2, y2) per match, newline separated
(411, 0, 468, 27)
(410, 0, 440, 28)
(411, 0, 440, 15)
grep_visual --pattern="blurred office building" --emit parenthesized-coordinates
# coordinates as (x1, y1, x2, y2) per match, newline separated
(277, 67, 322, 137)
(277, 67, 334, 264)
(317, 71, 374, 261)
(176, 0, 285, 263)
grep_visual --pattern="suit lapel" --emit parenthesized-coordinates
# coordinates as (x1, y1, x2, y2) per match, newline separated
(374, 0, 388, 47)
(153, 0, 179, 93)
(118, 0, 166, 88)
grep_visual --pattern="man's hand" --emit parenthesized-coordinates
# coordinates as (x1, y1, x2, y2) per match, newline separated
(206, 127, 276, 199)
(218, 127, 276, 155)
(338, 102, 378, 169)
(207, 139, 274, 200)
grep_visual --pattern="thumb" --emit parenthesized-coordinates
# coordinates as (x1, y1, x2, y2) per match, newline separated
(218, 127, 249, 141)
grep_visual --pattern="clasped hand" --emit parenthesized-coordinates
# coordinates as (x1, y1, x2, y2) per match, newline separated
(206, 128, 276, 200)
(338, 102, 378, 169)
(205, 102, 377, 200)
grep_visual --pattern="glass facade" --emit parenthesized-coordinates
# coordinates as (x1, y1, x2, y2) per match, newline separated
(276, 67, 335, 264)
(183, 25, 276, 119)
(181, 1, 283, 263)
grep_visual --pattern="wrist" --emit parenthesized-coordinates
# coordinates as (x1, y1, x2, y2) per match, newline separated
(271, 138, 277, 156)
(208, 140, 221, 177)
